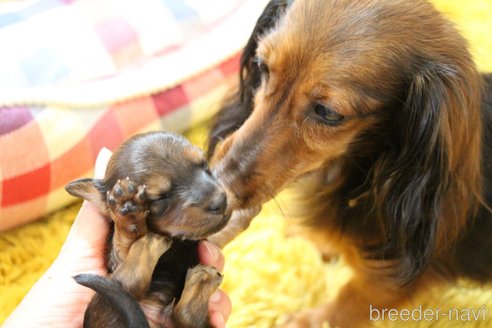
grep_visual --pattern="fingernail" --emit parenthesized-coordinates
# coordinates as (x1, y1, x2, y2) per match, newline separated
(210, 290, 222, 304)
(204, 240, 220, 262)
(97, 147, 112, 161)
(211, 312, 225, 328)
(216, 313, 225, 328)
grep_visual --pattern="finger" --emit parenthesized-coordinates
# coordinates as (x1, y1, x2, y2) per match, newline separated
(198, 240, 225, 272)
(209, 290, 232, 328)
(68, 200, 109, 240)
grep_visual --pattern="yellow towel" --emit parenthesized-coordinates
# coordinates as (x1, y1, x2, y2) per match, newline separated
(1, 0, 491, 326)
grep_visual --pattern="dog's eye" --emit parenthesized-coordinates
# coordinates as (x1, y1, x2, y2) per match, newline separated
(313, 104, 345, 126)
(253, 57, 269, 77)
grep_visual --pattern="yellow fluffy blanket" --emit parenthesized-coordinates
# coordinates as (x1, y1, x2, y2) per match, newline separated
(1, 0, 491, 326)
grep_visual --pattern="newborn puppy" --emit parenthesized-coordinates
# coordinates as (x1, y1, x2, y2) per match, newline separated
(65, 131, 230, 328)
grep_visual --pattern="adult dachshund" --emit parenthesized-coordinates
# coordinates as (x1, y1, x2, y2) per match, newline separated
(208, 0, 492, 327)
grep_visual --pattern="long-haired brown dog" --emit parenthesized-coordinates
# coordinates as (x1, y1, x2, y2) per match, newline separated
(66, 132, 229, 328)
(208, 0, 492, 327)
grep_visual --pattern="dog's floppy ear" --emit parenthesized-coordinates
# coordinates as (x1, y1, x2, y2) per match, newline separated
(371, 62, 483, 285)
(65, 178, 108, 214)
(208, 0, 292, 158)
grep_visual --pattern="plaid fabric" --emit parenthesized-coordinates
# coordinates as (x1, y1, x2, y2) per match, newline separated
(0, 0, 269, 230)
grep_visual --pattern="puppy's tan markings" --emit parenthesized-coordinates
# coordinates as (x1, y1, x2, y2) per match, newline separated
(144, 174, 171, 200)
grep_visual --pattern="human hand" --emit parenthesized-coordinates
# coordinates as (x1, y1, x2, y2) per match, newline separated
(3, 147, 231, 328)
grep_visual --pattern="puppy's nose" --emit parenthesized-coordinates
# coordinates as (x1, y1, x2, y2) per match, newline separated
(207, 192, 227, 215)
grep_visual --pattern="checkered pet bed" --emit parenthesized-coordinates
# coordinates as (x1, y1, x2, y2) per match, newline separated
(0, 0, 269, 230)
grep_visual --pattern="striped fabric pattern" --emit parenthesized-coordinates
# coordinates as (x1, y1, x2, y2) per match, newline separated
(0, 0, 269, 230)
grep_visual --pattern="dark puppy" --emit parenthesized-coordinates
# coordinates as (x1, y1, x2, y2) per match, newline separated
(208, 0, 492, 327)
(66, 131, 230, 328)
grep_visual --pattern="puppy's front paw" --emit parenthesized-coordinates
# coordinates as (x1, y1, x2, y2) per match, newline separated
(107, 177, 149, 236)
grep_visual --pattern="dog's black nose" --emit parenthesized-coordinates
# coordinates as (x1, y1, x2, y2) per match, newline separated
(207, 192, 227, 214)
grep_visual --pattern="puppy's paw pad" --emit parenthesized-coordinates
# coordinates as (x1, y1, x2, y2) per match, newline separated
(108, 178, 147, 208)
(107, 178, 149, 232)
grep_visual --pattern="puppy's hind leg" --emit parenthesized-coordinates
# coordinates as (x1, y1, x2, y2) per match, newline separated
(113, 233, 172, 299)
(78, 234, 172, 328)
(173, 265, 223, 328)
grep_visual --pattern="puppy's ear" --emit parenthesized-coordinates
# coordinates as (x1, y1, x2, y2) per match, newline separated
(371, 62, 482, 285)
(65, 178, 108, 214)
(208, 0, 292, 158)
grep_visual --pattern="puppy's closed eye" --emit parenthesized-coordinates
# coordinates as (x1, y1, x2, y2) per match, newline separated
(151, 192, 174, 203)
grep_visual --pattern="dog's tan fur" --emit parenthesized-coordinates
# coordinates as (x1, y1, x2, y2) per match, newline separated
(208, 0, 492, 327)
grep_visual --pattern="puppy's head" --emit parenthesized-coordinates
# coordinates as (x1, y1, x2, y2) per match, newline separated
(209, 0, 483, 282)
(66, 132, 230, 240)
